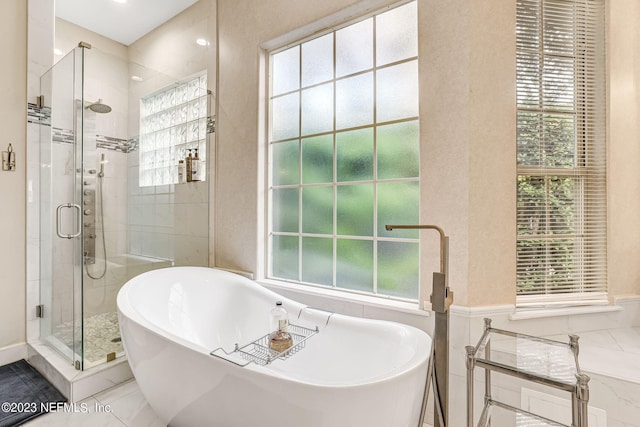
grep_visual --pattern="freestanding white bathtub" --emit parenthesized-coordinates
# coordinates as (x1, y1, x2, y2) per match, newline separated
(117, 266, 431, 427)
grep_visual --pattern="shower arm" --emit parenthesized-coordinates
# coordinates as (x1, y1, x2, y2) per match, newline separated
(385, 224, 452, 427)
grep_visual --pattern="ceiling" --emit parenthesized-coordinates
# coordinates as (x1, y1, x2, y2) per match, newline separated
(55, 0, 200, 46)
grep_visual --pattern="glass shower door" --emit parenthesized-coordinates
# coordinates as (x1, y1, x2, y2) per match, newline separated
(39, 46, 86, 369)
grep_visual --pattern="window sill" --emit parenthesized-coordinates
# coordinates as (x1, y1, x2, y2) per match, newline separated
(258, 278, 429, 318)
(509, 303, 622, 321)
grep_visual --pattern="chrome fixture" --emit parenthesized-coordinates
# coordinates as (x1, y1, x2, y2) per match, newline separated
(85, 99, 112, 114)
(56, 203, 82, 239)
(385, 224, 452, 427)
(85, 154, 107, 280)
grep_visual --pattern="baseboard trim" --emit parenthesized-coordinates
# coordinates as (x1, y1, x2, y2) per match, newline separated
(0, 343, 28, 366)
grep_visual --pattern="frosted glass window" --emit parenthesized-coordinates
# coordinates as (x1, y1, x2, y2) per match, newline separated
(139, 72, 207, 187)
(272, 140, 299, 186)
(336, 18, 373, 77)
(337, 184, 373, 236)
(269, 1, 420, 301)
(272, 46, 300, 95)
(302, 237, 333, 286)
(302, 135, 333, 184)
(301, 83, 333, 136)
(302, 34, 333, 87)
(336, 73, 373, 130)
(377, 121, 419, 179)
(377, 241, 419, 299)
(272, 188, 298, 233)
(376, 1, 418, 66)
(377, 181, 419, 238)
(271, 93, 299, 141)
(272, 235, 299, 280)
(336, 239, 373, 293)
(302, 186, 333, 234)
(337, 128, 373, 182)
(376, 60, 419, 122)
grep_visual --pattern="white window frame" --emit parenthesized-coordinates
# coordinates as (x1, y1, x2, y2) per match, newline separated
(515, 0, 607, 307)
(265, 0, 421, 302)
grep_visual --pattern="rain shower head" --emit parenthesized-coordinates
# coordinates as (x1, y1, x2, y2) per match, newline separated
(85, 99, 112, 114)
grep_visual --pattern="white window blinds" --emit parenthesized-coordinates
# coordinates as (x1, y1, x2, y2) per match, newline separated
(516, 0, 607, 306)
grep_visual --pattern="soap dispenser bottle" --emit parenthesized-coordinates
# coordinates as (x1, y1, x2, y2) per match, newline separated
(269, 301, 292, 353)
(178, 159, 186, 184)
(186, 149, 193, 183)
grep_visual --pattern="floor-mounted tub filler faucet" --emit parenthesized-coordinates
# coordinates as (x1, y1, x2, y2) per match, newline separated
(385, 224, 452, 427)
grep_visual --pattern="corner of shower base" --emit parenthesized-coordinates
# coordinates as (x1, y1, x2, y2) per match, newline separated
(27, 339, 133, 402)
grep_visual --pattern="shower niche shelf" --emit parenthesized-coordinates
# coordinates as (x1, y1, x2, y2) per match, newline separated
(210, 323, 319, 367)
(466, 318, 590, 427)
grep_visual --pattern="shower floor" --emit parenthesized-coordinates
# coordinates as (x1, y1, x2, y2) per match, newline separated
(52, 311, 124, 367)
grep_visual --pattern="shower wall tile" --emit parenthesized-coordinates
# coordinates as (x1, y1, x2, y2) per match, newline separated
(104, 230, 127, 260)
(128, 231, 143, 255)
(174, 203, 208, 236)
(174, 235, 208, 266)
(27, 0, 54, 99)
(26, 238, 40, 291)
(127, 168, 141, 196)
(154, 204, 174, 229)
(175, 180, 208, 204)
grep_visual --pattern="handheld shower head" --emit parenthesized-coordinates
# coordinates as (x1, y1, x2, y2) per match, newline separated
(98, 154, 105, 178)
(86, 99, 112, 114)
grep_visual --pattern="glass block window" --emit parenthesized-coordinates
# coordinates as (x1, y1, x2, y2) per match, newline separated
(139, 72, 208, 187)
(268, 1, 420, 300)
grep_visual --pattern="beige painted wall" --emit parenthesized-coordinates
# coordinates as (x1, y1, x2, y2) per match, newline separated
(216, 0, 517, 306)
(608, 0, 640, 299)
(0, 0, 27, 348)
(216, 0, 640, 307)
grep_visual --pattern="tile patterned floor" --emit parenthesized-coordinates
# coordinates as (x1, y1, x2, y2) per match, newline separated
(52, 312, 124, 366)
(23, 377, 435, 426)
(24, 327, 639, 426)
(23, 380, 164, 427)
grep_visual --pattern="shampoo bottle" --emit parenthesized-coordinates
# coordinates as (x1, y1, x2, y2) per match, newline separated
(192, 148, 201, 182)
(186, 149, 193, 183)
(178, 160, 186, 184)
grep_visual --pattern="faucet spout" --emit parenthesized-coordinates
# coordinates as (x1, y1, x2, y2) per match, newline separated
(385, 224, 447, 275)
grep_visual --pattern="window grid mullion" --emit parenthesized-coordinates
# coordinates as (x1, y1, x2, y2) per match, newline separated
(372, 13, 378, 295)
(332, 29, 338, 290)
(297, 45, 303, 284)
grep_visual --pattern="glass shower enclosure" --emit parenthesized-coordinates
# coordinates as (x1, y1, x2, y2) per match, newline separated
(40, 43, 127, 371)
(39, 44, 126, 370)
(38, 42, 211, 371)
(38, 41, 212, 371)
(39, 45, 85, 369)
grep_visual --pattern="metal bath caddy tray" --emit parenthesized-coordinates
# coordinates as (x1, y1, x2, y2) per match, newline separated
(210, 323, 319, 367)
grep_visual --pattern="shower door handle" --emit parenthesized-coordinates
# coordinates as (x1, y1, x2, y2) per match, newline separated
(56, 203, 82, 239)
